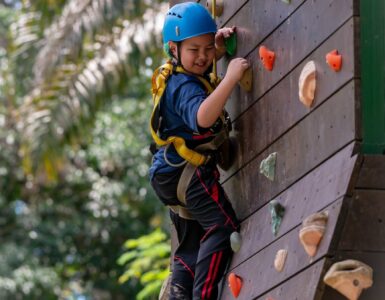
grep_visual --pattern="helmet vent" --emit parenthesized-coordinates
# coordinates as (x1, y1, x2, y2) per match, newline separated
(167, 12, 182, 18)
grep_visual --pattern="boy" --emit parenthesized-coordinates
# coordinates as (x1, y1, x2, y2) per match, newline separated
(150, 2, 249, 299)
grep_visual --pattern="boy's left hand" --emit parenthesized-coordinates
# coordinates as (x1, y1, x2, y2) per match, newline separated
(215, 26, 236, 56)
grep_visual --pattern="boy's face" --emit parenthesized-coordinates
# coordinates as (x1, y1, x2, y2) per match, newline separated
(170, 33, 216, 76)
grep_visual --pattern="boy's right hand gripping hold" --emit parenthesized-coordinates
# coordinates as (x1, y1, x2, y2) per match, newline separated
(225, 57, 250, 85)
(197, 58, 249, 129)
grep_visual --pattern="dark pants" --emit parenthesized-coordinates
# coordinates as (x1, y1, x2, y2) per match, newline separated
(151, 163, 239, 300)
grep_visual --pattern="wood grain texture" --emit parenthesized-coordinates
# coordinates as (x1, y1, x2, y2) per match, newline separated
(221, 19, 358, 178)
(229, 146, 358, 268)
(222, 82, 358, 220)
(254, 259, 326, 300)
(217, 0, 305, 58)
(219, 0, 355, 121)
(220, 199, 344, 300)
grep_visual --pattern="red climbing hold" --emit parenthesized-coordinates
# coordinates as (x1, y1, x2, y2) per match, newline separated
(326, 49, 342, 72)
(228, 272, 243, 298)
(259, 45, 275, 71)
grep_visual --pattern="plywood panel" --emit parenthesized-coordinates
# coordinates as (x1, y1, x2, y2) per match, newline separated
(216, 0, 248, 28)
(356, 156, 385, 190)
(230, 147, 358, 268)
(220, 199, 343, 300)
(217, 0, 305, 57)
(254, 259, 326, 300)
(219, 1, 356, 121)
(338, 190, 385, 251)
(222, 20, 357, 175)
(223, 83, 358, 220)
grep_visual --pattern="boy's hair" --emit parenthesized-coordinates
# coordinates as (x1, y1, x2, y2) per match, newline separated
(163, 43, 173, 59)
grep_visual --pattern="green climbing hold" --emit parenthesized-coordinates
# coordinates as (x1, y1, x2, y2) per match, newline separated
(230, 231, 242, 253)
(259, 152, 277, 181)
(225, 32, 237, 56)
(269, 200, 285, 236)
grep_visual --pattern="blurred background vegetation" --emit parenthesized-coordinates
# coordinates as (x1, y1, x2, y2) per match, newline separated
(0, 0, 171, 299)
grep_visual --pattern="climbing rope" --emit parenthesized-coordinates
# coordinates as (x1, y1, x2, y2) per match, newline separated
(211, 0, 218, 83)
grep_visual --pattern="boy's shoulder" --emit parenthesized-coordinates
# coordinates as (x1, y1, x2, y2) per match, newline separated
(168, 72, 202, 90)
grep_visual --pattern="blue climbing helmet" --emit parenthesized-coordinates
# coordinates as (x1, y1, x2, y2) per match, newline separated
(162, 2, 217, 44)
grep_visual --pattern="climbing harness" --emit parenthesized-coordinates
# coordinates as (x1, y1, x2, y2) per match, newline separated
(150, 61, 229, 167)
(150, 61, 231, 216)
(153, 2, 233, 218)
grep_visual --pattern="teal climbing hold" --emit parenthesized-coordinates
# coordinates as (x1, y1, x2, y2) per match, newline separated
(225, 32, 237, 56)
(230, 231, 242, 253)
(269, 200, 285, 236)
(260, 152, 277, 181)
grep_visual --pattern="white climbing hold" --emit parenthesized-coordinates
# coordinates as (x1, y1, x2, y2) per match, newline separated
(230, 231, 242, 253)
(324, 259, 373, 300)
(274, 249, 288, 272)
(298, 60, 316, 108)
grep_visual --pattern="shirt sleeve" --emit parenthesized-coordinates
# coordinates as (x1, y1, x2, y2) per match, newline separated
(173, 80, 207, 132)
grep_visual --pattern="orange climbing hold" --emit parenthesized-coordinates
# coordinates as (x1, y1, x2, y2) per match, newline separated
(228, 273, 243, 298)
(259, 45, 275, 71)
(326, 49, 342, 72)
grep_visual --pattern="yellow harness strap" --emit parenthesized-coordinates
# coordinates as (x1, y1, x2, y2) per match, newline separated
(150, 61, 217, 167)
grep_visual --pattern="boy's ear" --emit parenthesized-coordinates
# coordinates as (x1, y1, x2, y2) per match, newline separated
(168, 41, 178, 58)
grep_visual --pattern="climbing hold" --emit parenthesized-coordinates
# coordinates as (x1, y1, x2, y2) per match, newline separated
(281, 0, 291, 3)
(225, 32, 237, 56)
(274, 249, 288, 272)
(239, 67, 253, 92)
(230, 231, 242, 253)
(159, 274, 171, 300)
(228, 273, 243, 298)
(259, 45, 276, 71)
(299, 211, 328, 257)
(260, 152, 277, 181)
(206, 0, 224, 17)
(298, 60, 316, 108)
(324, 260, 373, 300)
(326, 49, 342, 72)
(269, 200, 285, 236)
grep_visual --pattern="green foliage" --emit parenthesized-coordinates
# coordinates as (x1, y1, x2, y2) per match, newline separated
(0, 243, 60, 299)
(118, 228, 171, 300)
(0, 0, 170, 298)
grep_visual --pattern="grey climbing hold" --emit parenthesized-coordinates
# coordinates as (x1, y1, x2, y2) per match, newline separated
(260, 152, 277, 181)
(230, 231, 242, 253)
(269, 200, 285, 236)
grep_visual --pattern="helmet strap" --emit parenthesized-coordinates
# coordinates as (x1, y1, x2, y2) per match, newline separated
(176, 42, 182, 67)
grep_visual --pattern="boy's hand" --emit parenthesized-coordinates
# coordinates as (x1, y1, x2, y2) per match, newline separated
(215, 26, 235, 59)
(215, 26, 235, 50)
(226, 58, 250, 84)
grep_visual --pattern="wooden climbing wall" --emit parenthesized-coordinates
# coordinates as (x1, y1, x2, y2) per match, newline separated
(168, 0, 385, 299)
